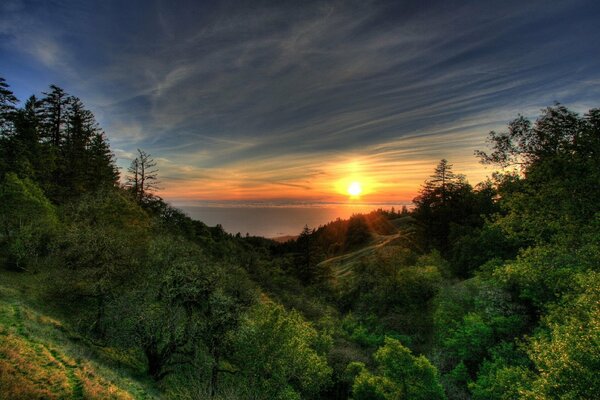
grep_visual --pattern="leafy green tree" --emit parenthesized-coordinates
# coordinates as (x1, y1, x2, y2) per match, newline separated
(449, 224, 517, 278)
(478, 106, 600, 244)
(0, 173, 56, 238)
(124, 236, 255, 386)
(350, 337, 445, 400)
(523, 271, 600, 399)
(476, 105, 585, 168)
(469, 342, 534, 400)
(59, 223, 138, 338)
(232, 302, 332, 399)
(0, 173, 57, 269)
(53, 189, 149, 337)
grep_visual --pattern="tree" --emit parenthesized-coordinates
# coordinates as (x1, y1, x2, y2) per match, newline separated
(0, 80, 118, 200)
(350, 337, 445, 400)
(477, 106, 600, 244)
(126, 149, 160, 202)
(475, 105, 585, 169)
(523, 271, 600, 399)
(232, 302, 332, 399)
(0, 173, 57, 270)
(123, 236, 255, 385)
(412, 160, 482, 253)
(8, 96, 45, 178)
(87, 132, 119, 189)
(0, 77, 18, 134)
(344, 214, 372, 250)
(294, 225, 322, 284)
(40, 84, 71, 148)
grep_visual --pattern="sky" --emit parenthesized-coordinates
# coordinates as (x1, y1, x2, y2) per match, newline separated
(1, 0, 600, 205)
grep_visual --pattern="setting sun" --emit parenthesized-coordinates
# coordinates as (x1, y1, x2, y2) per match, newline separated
(347, 181, 363, 197)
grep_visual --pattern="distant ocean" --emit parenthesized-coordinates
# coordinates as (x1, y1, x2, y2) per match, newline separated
(176, 202, 408, 238)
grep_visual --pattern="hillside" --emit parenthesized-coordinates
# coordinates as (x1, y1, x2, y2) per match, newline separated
(318, 232, 404, 280)
(0, 270, 158, 399)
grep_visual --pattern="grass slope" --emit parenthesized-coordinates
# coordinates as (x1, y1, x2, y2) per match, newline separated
(0, 271, 158, 400)
(319, 233, 406, 280)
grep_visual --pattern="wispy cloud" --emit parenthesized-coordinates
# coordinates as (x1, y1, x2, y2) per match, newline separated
(2, 0, 600, 203)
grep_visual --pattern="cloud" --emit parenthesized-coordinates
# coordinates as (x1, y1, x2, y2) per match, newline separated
(2, 0, 600, 203)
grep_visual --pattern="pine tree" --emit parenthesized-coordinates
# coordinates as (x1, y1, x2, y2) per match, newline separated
(40, 85, 70, 148)
(87, 132, 119, 189)
(413, 159, 475, 253)
(0, 77, 18, 134)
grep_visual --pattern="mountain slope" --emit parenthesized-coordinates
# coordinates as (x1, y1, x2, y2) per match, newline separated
(0, 272, 158, 400)
(319, 232, 410, 280)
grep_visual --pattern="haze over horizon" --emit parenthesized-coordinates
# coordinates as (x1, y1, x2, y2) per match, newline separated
(2, 0, 600, 205)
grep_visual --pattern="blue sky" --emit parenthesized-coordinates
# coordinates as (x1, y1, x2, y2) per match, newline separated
(1, 0, 600, 203)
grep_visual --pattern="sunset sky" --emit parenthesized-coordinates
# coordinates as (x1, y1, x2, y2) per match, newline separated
(2, 0, 600, 205)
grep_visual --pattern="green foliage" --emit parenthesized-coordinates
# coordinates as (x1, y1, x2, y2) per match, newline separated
(2, 96, 600, 399)
(494, 224, 600, 310)
(470, 364, 533, 400)
(523, 272, 600, 399)
(469, 342, 534, 400)
(0, 79, 119, 201)
(482, 106, 600, 244)
(341, 248, 443, 313)
(0, 173, 58, 269)
(56, 225, 141, 338)
(0, 172, 57, 236)
(449, 224, 518, 278)
(444, 313, 494, 366)
(413, 160, 498, 259)
(344, 215, 373, 250)
(434, 275, 530, 393)
(123, 235, 256, 385)
(351, 337, 445, 400)
(293, 225, 325, 285)
(341, 313, 411, 349)
(232, 301, 332, 399)
(0, 279, 158, 399)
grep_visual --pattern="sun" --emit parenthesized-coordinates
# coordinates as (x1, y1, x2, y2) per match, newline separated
(347, 181, 362, 197)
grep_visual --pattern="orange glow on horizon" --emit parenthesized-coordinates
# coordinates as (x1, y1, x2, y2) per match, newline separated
(154, 153, 493, 205)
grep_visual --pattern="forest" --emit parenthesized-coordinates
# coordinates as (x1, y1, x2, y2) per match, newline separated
(0, 77, 599, 399)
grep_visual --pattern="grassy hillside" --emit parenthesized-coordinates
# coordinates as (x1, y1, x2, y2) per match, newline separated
(0, 270, 158, 400)
(318, 215, 422, 282)
(319, 233, 404, 280)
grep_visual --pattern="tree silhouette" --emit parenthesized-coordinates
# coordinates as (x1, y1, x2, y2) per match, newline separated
(126, 149, 160, 202)
(41, 84, 70, 148)
(0, 77, 18, 133)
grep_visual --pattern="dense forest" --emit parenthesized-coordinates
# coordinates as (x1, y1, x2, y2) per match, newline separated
(0, 77, 599, 399)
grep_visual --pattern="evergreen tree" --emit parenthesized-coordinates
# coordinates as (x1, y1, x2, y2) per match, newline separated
(0, 77, 18, 134)
(87, 132, 119, 189)
(40, 84, 70, 148)
(413, 160, 477, 253)
(294, 225, 323, 284)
